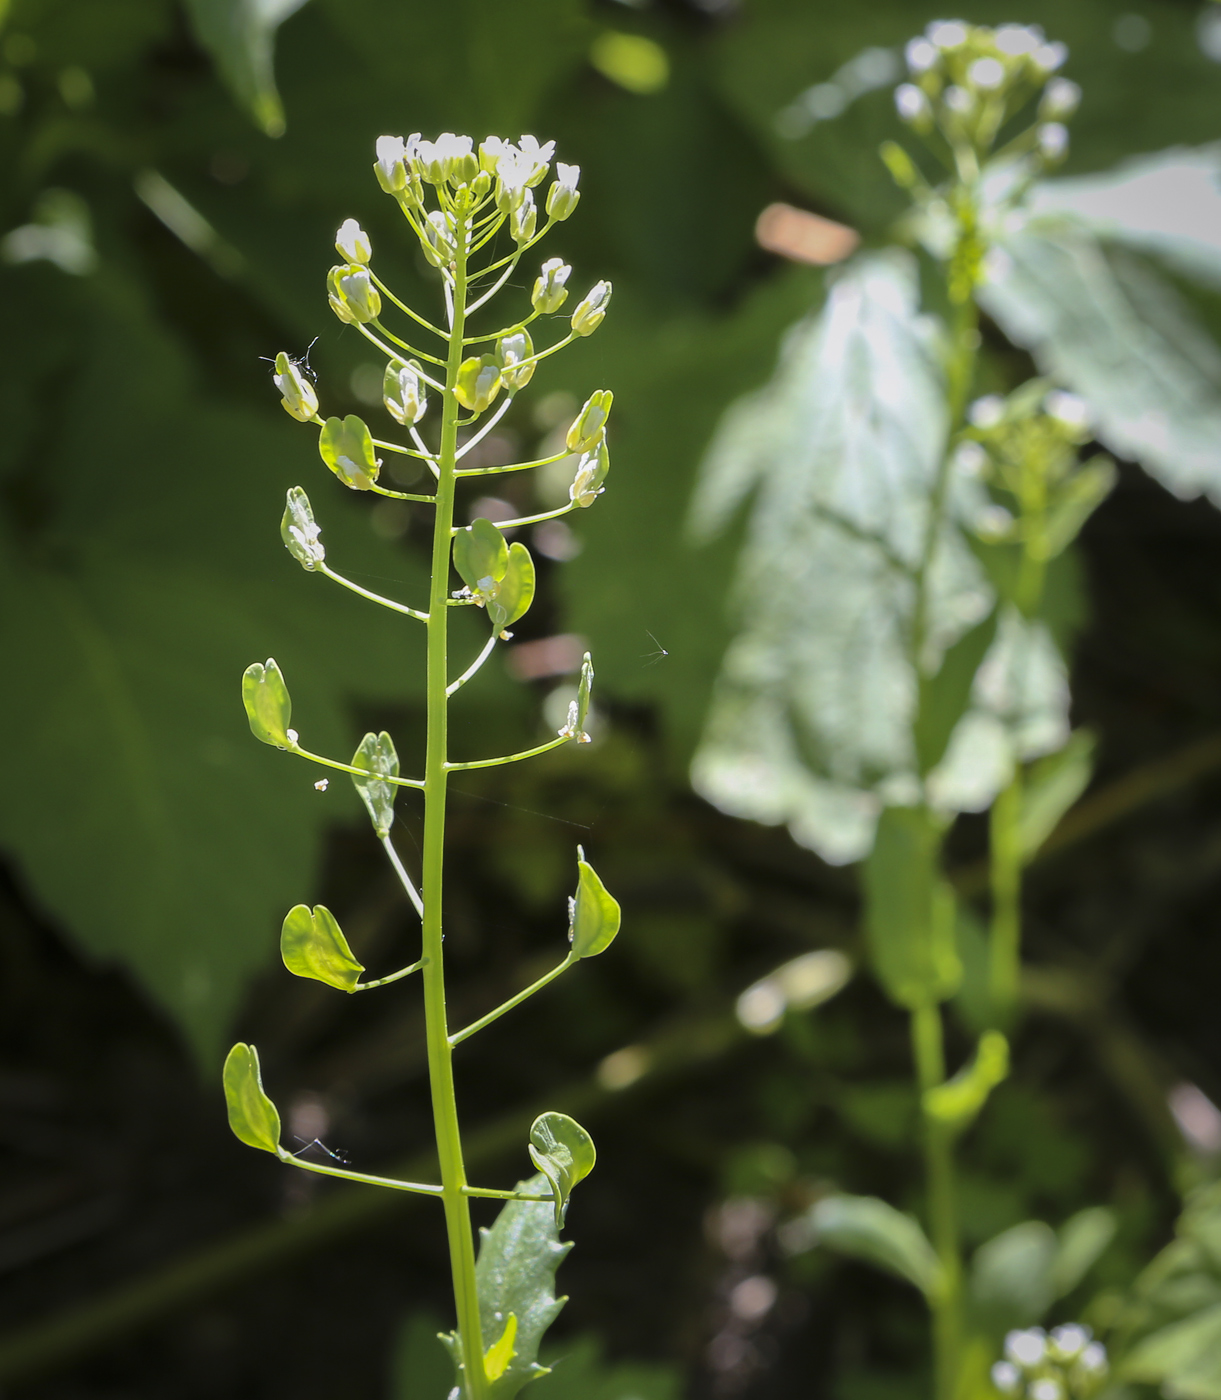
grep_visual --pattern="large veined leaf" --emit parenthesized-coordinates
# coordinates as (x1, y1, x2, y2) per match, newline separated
(689, 251, 1068, 864)
(0, 262, 432, 1063)
(184, 0, 310, 138)
(981, 219, 1221, 506)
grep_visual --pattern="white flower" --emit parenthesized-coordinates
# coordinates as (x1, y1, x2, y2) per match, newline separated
(1038, 122, 1069, 159)
(516, 134, 556, 186)
(1040, 77, 1081, 119)
(1045, 389, 1090, 429)
(954, 441, 989, 477)
(990, 1362, 1022, 1396)
(1049, 1324, 1091, 1362)
(969, 394, 1005, 428)
(995, 23, 1043, 55)
(927, 19, 968, 49)
(496, 147, 533, 202)
(968, 57, 1006, 89)
(1075, 1342, 1108, 1375)
(1004, 1328, 1047, 1369)
(375, 134, 406, 188)
(895, 84, 931, 123)
(416, 132, 474, 184)
(905, 36, 939, 72)
(335, 218, 371, 264)
(546, 162, 581, 220)
(1032, 40, 1068, 71)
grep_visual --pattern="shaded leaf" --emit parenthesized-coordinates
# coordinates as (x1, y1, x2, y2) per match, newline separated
(810, 1193, 943, 1300)
(1053, 1206, 1118, 1299)
(441, 1175, 572, 1400)
(528, 1112, 596, 1229)
(222, 1042, 281, 1153)
(183, 0, 309, 138)
(280, 902, 364, 992)
(1018, 729, 1096, 862)
(969, 1221, 1058, 1335)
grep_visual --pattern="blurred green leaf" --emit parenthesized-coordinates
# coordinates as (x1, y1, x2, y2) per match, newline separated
(969, 1220, 1057, 1335)
(924, 1031, 1009, 1135)
(441, 1175, 573, 1400)
(1018, 728, 1096, 862)
(811, 1192, 944, 1300)
(1123, 1302, 1221, 1399)
(1052, 1206, 1117, 1298)
(184, 0, 309, 138)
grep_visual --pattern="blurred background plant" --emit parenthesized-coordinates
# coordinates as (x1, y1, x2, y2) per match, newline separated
(6, 1, 1221, 1397)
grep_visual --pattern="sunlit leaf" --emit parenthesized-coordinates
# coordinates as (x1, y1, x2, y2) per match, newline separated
(280, 902, 364, 991)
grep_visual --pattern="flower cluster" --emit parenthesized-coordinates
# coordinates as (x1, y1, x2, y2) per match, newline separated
(893, 20, 1079, 167)
(991, 1325, 1108, 1400)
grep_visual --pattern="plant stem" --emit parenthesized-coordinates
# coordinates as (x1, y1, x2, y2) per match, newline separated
(912, 1003, 961, 1400)
(418, 216, 488, 1400)
(988, 773, 1022, 1027)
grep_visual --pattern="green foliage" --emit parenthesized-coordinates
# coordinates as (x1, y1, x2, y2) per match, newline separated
(810, 1193, 945, 1301)
(1017, 729, 1095, 861)
(221, 1042, 281, 1153)
(183, 0, 309, 138)
(441, 1178, 573, 1400)
(279, 901, 364, 991)
(923, 1031, 1009, 1135)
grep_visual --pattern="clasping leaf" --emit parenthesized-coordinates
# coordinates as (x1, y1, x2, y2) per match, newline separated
(810, 1193, 945, 1301)
(351, 730, 399, 838)
(242, 658, 293, 748)
(528, 1111, 596, 1228)
(280, 903, 365, 992)
(222, 1043, 281, 1153)
(568, 848, 620, 958)
(483, 1314, 518, 1383)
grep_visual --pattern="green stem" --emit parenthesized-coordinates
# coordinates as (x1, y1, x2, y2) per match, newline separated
(318, 564, 428, 621)
(450, 954, 577, 1047)
(277, 1148, 442, 1195)
(988, 774, 1022, 1028)
(912, 1003, 961, 1400)
(418, 223, 489, 1400)
(446, 735, 569, 772)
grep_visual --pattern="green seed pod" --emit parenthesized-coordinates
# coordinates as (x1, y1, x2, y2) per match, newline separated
(280, 903, 365, 992)
(272, 351, 319, 422)
(383, 360, 427, 426)
(495, 328, 534, 394)
(453, 517, 509, 598)
(528, 1110, 596, 1228)
(454, 355, 502, 412)
(568, 847, 620, 958)
(570, 280, 611, 336)
(318, 414, 381, 491)
(351, 730, 399, 838)
(569, 440, 610, 508)
(326, 263, 380, 324)
(566, 390, 613, 453)
(223, 1043, 281, 1153)
(280, 486, 325, 571)
(242, 658, 293, 748)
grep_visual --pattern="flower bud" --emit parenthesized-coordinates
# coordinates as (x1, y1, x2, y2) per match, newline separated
(927, 19, 967, 49)
(545, 162, 580, 221)
(471, 170, 492, 197)
(327, 264, 381, 324)
(319, 414, 381, 490)
(569, 440, 610, 507)
(566, 390, 613, 453)
(1038, 122, 1069, 161)
(1032, 40, 1068, 72)
(335, 218, 371, 265)
(479, 136, 508, 174)
(532, 258, 571, 314)
(495, 329, 534, 393)
(272, 351, 318, 422)
(510, 187, 537, 244)
(374, 135, 408, 193)
(990, 1363, 1021, 1396)
(416, 132, 475, 185)
(1039, 76, 1080, 119)
(421, 210, 456, 268)
(455, 355, 502, 413)
(517, 134, 555, 187)
(383, 359, 427, 426)
(995, 24, 1042, 56)
(570, 280, 611, 337)
(905, 36, 938, 72)
(967, 56, 1005, 90)
(895, 83, 932, 128)
(943, 85, 974, 115)
(281, 486, 325, 571)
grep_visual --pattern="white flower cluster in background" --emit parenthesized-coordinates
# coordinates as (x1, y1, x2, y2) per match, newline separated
(992, 1325, 1109, 1400)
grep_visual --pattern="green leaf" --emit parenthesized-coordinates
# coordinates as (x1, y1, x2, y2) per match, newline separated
(969, 1221, 1058, 1334)
(568, 848, 621, 959)
(242, 657, 293, 747)
(810, 1193, 944, 1300)
(183, 0, 309, 138)
(528, 1112, 596, 1229)
(1123, 1301, 1221, 1398)
(318, 414, 380, 491)
(454, 517, 509, 597)
(351, 730, 399, 839)
(862, 806, 961, 1010)
(1052, 1207, 1117, 1299)
(923, 1031, 1009, 1134)
(280, 902, 364, 992)
(440, 1175, 573, 1400)
(913, 606, 998, 777)
(222, 1042, 281, 1153)
(1044, 458, 1117, 558)
(488, 542, 536, 634)
(1018, 729, 1096, 862)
